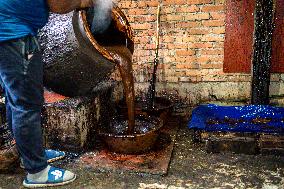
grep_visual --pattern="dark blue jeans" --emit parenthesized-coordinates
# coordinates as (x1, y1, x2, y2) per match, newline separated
(0, 35, 47, 174)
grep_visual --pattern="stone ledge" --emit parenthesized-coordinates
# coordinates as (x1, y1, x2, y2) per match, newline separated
(43, 82, 118, 152)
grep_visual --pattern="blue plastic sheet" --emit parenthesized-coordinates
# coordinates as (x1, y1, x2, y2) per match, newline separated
(188, 104, 284, 133)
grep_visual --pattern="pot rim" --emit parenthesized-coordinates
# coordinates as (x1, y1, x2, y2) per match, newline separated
(98, 115, 163, 138)
(79, 5, 134, 63)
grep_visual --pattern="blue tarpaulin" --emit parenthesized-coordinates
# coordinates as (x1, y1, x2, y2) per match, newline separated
(188, 104, 284, 133)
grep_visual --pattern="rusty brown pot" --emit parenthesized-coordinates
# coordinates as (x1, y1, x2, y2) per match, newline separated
(99, 115, 163, 154)
(39, 5, 134, 97)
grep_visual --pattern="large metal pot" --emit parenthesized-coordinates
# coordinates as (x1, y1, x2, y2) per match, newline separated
(99, 115, 163, 154)
(39, 6, 134, 97)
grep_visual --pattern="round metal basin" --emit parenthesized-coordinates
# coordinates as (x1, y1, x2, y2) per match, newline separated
(99, 115, 163, 154)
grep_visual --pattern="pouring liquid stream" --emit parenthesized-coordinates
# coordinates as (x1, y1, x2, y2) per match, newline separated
(105, 45, 135, 134)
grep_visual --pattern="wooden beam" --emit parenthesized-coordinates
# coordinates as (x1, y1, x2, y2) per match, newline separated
(251, 0, 276, 105)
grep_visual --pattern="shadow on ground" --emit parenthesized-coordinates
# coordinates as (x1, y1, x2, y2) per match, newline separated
(1, 120, 284, 189)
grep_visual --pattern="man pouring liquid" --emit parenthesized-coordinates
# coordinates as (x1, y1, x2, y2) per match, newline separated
(0, 0, 95, 187)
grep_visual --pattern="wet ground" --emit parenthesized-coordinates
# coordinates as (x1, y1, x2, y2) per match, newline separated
(0, 120, 284, 189)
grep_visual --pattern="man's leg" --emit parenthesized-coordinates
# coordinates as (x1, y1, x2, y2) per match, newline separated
(0, 36, 47, 173)
(0, 36, 75, 187)
(0, 66, 65, 167)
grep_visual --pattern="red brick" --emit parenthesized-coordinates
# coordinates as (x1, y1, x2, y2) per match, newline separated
(211, 27, 225, 34)
(184, 13, 210, 20)
(164, 15, 184, 21)
(163, 69, 175, 75)
(187, 0, 213, 4)
(148, 7, 162, 14)
(134, 36, 151, 43)
(202, 5, 225, 12)
(157, 64, 172, 69)
(126, 16, 135, 23)
(176, 63, 199, 69)
(137, 1, 146, 7)
(164, 0, 187, 5)
(188, 28, 210, 35)
(185, 69, 205, 76)
(147, 1, 159, 7)
(196, 55, 224, 63)
(175, 21, 201, 28)
(215, 0, 225, 4)
(128, 9, 147, 15)
(161, 22, 176, 29)
(214, 42, 224, 48)
(183, 36, 202, 42)
(202, 20, 225, 27)
(201, 34, 224, 42)
(132, 23, 153, 30)
(140, 30, 156, 36)
(133, 16, 144, 22)
(164, 56, 177, 62)
(144, 44, 156, 49)
(118, 1, 133, 8)
(163, 7, 176, 14)
(176, 50, 195, 56)
(175, 56, 197, 63)
(167, 43, 188, 49)
(134, 15, 157, 22)
(210, 12, 225, 20)
(137, 1, 159, 7)
(176, 5, 200, 13)
(188, 42, 213, 48)
(200, 63, 223, 69)
(161, 36, 175, 43)
(202, 49, 224, 55)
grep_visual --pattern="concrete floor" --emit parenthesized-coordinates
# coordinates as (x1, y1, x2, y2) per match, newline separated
(1, 122, 284, 189)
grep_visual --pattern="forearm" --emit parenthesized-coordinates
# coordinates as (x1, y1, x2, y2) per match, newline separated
(47, 0, 93, 14)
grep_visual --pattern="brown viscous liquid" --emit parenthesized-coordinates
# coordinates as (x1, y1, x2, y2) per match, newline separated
(108, 118, 157, 135)
(105, 45, 135, 134)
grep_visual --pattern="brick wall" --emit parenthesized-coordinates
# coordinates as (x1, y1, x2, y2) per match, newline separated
(113, 0, 284, 105)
